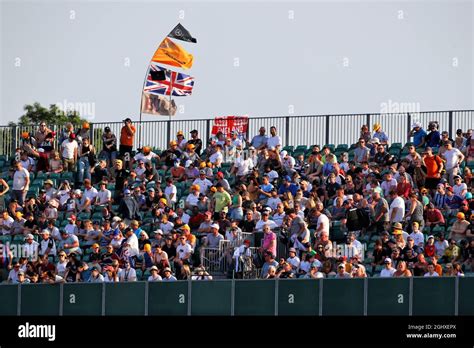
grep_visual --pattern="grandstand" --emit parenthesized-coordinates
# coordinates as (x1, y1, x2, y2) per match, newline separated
(0, 110, 472, 315)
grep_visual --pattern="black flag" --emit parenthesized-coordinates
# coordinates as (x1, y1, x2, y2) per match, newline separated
(149, 70, 166, 81)
(168, 23, 197, 44)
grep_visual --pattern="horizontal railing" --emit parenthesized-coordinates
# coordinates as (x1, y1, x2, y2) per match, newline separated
(1, 109, 473, 157)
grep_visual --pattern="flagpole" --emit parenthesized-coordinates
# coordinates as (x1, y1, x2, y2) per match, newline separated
(138, 63, 151, 150)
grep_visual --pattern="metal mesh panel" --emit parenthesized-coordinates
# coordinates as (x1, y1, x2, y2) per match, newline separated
(288, 116, 326, 147)
(453, 111, 474, 134)
(328, 114, 366, 146)
(247, 117, 287, 146)
(370, 113, 408, 145)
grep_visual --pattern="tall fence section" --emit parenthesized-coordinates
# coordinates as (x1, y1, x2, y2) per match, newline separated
(1, 109, 473, 156)
(0, 276, 472, 316)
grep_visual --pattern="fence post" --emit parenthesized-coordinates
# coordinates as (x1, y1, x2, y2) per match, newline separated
(166, 119, 171, 147)
(406, 113, 412, 144)
(448, 110, 453, 137)
(285, 116, 290, 147)
(366, 114, 371, 128)
(325, 115, 330, 145)
(206, 118, 211, 144)
(11, 125, 17, 157)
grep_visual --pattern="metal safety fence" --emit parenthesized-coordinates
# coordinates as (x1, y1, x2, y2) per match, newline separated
(1, 109, 473, 157)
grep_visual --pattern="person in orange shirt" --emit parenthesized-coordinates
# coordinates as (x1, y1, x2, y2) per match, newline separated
(119, 118, 136, 158)
(421, 147, 444, 192)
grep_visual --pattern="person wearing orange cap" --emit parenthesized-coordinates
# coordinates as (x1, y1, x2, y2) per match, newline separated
(449, 212, 470, 242)
(133, 145, 160, 166)
(174, 130, 187, 150)
(181, 143, 200, 164)
(75, 122, 91, 146)
(160, 140, 182, 169)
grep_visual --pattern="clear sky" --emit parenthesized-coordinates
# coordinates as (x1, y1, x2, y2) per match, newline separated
(1, 0, 473, 124)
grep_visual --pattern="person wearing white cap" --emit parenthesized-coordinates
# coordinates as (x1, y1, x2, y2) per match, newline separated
(286, 248, 300, 271)
(202, 223, 224, 249)
(380, 258, 396, 277)
(23, 234, 39, 261)
(147, 266, 162, 282)
(409, 122, 427, 148)
(39, 229, 57, 256)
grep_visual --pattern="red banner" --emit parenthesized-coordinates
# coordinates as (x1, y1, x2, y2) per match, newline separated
(211, 116, 248, 139)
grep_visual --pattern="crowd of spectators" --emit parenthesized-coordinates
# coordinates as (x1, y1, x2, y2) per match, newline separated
(0, 119, 473, 284)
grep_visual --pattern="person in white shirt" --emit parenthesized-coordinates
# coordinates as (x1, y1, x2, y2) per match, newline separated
(272, 204, 286, 227)
(434, 234, 449, 258)
(176, 208, 190, 224)
(118, 260, 137, 281)
(175, 234, 193, 273)
(0, 211, 14, 235)
(164, 179, 178, 205)
(381, 173, 397, 198)
(233, 151, 254, 178)
(255, 212, 278, 231)
(88, 267, 105, 283)
(286, 248, 300, 271)
(441, 141, 465, 185)
(314, 205, 330, 239)
(266, 126, 282, 151)
(38, 230, 57, 256)
(452, 176, 468, 199)
(7, 263, 21, 283)
(123, 228, 140, 258)
(12, 161, 30, 205)
(409, 222, 425, 248)
(209, 145, 224, 167)
(229, 131, 243, 149)
(266, 190, 282, 210)
(389, 190, 405, 223)
(61, 134, 78, 171)
(56, 251, 69, 278)
(424, 263, 439, 277)
(148, 266, 162, 281)
(192, 171, 213, 194)
(80, 179, 98, 212)
(162, 267, 177, 281)
(233, 240, 252, 273)
(380, 258, 396, 277)
(95, 182, 112, 206)
(23, 234, 39, 260)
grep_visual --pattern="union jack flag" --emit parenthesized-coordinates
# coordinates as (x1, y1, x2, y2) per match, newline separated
(144, 63, 194, 97)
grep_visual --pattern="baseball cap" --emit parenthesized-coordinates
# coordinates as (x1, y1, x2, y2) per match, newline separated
(210, 223, 220, 229)
(190, 129, 198, 134)
(384, 258, 392, 263)
(25, 233, 34, 240)
(124, 189, 131, 195)
(412, 122, 422, 128)
(199, 169, 206, 174)
(289, 247, 297, 253)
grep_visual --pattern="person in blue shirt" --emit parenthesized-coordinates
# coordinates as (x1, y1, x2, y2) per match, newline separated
(425, 121, 441, 148)
(372, 123, 389, 146)
(258, 175, 274, 202)
(278, 176, 299, 197)
(409, 122, 427, 148)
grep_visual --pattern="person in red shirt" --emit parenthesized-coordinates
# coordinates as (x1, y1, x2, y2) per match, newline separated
(425, 203, 445, 233)
(396, 175, 412, 199)
(424, 235, 436, 258)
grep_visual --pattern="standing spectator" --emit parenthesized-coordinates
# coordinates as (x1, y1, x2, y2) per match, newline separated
(77, 137, 96, 183)
(441, 141, 465, 186)
(187, 130, 203, 156)
(267, 126, 282, 152)
(12, 161, 30, 206)
(119, 118, 136, 158)
(389, 190, 405, 224)
(100, 126, 117, 165)
(250, 127, 268, 150)
(422, 147, 444, 192)
(61, 133, 78, 172)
